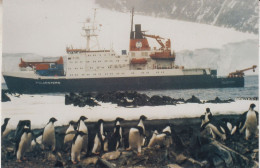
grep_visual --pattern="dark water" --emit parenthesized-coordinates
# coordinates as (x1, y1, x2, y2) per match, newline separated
(140, 75, 258, 100)
(1, 76, 258, 100)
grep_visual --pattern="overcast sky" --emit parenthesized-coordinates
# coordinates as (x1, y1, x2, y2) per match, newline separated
(2, 0, 257, 57)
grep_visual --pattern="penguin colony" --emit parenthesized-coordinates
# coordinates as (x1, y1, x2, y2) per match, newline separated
(1, 103, 258, 164)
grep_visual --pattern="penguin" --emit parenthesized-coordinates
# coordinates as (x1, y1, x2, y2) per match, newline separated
(92, 119, 106, 154)
(239, 103, 259, 140)
(71, 131, 87, 164)
(148, 125, 172, 148)
(42, 117, 57, 151)
(148, 130, 159, 148)
(64, 121, 77, 144)
(200, 108, 229, 141)
(16, 125, 33, 162)
(1, 118, 11, 138)
(127, 115, 147, 156)
(77, 116, 88, 154)
(200, 108, 212, 127)
(108, 117, 124, 151)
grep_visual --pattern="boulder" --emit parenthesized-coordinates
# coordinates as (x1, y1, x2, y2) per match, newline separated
(185, 95, 201, 103)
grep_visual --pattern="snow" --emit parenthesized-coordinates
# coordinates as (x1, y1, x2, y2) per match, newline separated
(1, 94, 258, 130)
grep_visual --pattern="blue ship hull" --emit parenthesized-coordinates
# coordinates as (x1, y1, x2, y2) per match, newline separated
(3, 74, 244, 94)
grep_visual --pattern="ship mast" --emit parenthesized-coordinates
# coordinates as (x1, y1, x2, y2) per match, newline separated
(82, 8, 100, 51)
(130, 8, 134, 39)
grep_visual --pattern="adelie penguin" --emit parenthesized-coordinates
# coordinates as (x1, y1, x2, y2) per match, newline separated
(108, 117, 124, 151)
(92, 119, 106, 154)
(238, 103, 259, 140)
(77, 116, 88, 154)
(127, 115, 147, 156)
(71, 131, 87, 164)
(16, 124, 33, 162)
(64, 121, 77, 150)
(200, 108, 229, 141)
(1, 118, 11, 138)
(42, 117, 57, 151)
(148, 125, 172, 148)
(64, 121, 77, 144)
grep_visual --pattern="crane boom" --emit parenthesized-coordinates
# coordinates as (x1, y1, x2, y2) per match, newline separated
(228, 65, 257, 78)
(142, 33, 165, 49)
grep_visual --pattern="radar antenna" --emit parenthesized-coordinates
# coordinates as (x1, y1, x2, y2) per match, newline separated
(82, 8, 101, 50)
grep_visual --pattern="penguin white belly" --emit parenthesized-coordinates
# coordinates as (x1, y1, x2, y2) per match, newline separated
(71, 136, 84, 162)
(43, 124, 55, 148)
(17, 133, 30, 160)
(129, 128, 142, 149)
(2, 128, 11, 138)
(148, 134, 158, 148)
(64, 125, 75, 144)
(92, 134, 101, 153)
(64, 134, 75, 144)
(207, 124, 226, 140)
(245, 112, 257, 132)
(78, 121, 88, 133)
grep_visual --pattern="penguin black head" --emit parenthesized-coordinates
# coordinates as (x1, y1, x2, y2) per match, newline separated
(4, 118, 10, 124)
(69, 120, 76, 125)
(115, 117, 124, 122)
(49, 117, 57, 123)
(206, 108, 210, 113)
(115, 117, 124, 126)
(97, 119, 104, 125)
(79, 116, 88, 121)
(139, 115, 147, 121)
(250, 103, 256, 110)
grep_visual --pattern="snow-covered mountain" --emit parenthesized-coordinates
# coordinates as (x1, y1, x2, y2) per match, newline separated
(95, 0, 258, 34)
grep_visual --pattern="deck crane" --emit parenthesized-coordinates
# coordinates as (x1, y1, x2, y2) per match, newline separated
(228, 65, 257, 78)
(142, 34, 165, 49)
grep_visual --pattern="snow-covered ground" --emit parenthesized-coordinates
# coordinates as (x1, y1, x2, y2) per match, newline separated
(1, 94, 258, 129)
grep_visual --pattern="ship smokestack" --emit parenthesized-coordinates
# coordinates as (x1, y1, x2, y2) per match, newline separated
(135, 24, 143, 39)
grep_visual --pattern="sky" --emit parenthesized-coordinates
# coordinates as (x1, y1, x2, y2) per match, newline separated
(2, 0, 257, 57)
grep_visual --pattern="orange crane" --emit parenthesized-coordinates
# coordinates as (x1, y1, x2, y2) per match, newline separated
(142, 33, 171, 50)
(228, 65, 257, 78)
(142, 34, 165, 49)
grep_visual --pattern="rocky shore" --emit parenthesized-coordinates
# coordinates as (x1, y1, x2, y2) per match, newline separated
(64, 91, 236, 107)
(1, 115, 259, 168)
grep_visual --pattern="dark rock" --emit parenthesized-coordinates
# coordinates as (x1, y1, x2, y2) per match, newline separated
(2, 90, 11, 102)
(54, 160, 63, 167)
(185, 95, 201, 103)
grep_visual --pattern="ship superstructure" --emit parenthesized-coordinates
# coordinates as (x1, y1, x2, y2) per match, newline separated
(2, 9, 245, 93)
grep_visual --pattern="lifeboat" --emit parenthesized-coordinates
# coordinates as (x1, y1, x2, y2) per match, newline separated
(150, 50, 175, 60)
(130, 58, 147, 64)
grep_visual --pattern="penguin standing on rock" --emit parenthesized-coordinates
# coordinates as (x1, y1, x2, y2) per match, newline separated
(71, 131, 87, 164)
(77, 116, 88, 154)
(2, 118, 11, 138)
(127, 115, 147, 156)
(200, 108, 229, 141)
(108, 117, 125, 151)
(239, 103, 259, 140)
(42, 117, 57, 151)
(16, 124, 33, 162)
(92, 119, 105, 154)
